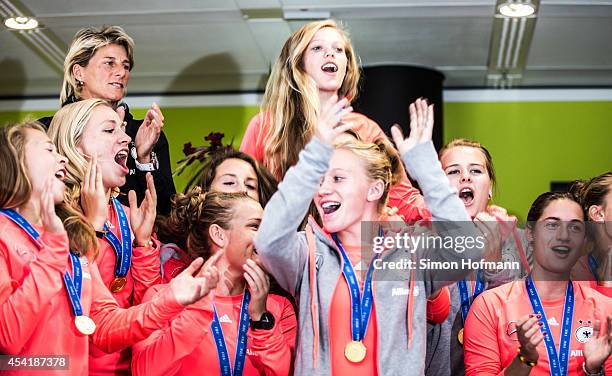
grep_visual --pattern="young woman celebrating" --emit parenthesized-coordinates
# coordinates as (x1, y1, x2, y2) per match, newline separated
(0, 122, 219, 375)
(132, 190, 296, 375)
(425, 139, 531, 376)
(159, 148, 278, 282)
(571, 171, 612, 297)
(254, 96, 485, 375)
(47, 98, 164, 374)
(240, 19, 429, 222)
(463, 191, 612, 375)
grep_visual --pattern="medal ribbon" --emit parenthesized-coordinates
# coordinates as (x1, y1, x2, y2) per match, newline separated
(0, 208, 42, 247)
(332, 233, 379, 342)
(103, 197, 132, 278)
(457, 269, 485, 323)
(63, 252, 85, 316)
(525, 275, 574, 376)
(211, 290, 251, 376)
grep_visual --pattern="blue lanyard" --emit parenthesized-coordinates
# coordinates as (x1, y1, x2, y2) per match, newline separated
(457, 270, 485, 323)
(588, 254, 598, 282)
(63, 252, 84, 316)
(211, 290, 251, 376)
(0, 208, 42, 247)
(332, 234, 379, 342)
(103, 197, 132, 277)
(525, 276, 574, 376)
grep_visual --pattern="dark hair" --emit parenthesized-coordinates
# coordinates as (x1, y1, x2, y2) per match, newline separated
(193, 147, 278, 207)
(526, 191, 582, 228)
(570, 171, 612, 220)
(157, 187, 257, 260)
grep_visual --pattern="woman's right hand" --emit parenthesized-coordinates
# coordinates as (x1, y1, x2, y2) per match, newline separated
(40, 175, 65, 234)
(170, 251, 223, 306)
(391, 98, 434, 155)
(81, 156, 108, 231)
(314, 95, 354, 145)
(515, 313, 545, 364)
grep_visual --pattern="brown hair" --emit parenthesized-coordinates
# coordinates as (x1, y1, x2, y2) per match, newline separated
(526, 191, 583, 228)
(439, 138, 497, 189)
(192, 147, 278, 208)
(261, 19, 361, 180)
(0, 121, 98, 257)
(570, 171, 612, 220)
(156, 187, 256, 260)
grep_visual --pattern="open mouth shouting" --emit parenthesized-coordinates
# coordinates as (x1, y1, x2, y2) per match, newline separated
(110, 82, 125, 89)
(114, 149, 129, 174)
(459, 187, 475, 206)
(321, 62, 338, 73)
(321, 201, 341, 215)
(54, 168, 66, 182)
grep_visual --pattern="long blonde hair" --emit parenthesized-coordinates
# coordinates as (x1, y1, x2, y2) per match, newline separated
(60, 25, 134, 106)
(48, 99, 114, 218)
(0, 121, 98, 257)
(261, 19, 360, 180)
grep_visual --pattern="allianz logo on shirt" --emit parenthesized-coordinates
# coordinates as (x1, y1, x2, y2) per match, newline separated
(219, 314, 233, 324)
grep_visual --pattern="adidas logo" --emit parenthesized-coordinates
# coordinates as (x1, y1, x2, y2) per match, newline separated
(218, 314, 233, 324)
(353, 261, 364, 271)
(548, 317, 559, 326)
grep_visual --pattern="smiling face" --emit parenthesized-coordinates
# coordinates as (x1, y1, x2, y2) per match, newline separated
(210, 158, 259, 202)
(77, 105, 131, 189)
(74, 43, 130, 102)
(23, 128, 67, 204)
(528, 199, 586, 275)
(314, 149, 381, 235)
(441, 146, 493, 218)
(223, 198, 263, 269)
(302, 27, 348, 96)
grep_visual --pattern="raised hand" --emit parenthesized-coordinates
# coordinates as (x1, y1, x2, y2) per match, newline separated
(128, 172, 157, 246)
(486, 205, 518, 241)
(81, 156, 108, 231)
(583, 316, 612, 373)
(314, 95, 354, 145)
(170, 251, 223, 306)
(40, 175, 65, 234)
(243, 258, 270, 321)
(515, 313, 544, 364)
(134, 103, 164, 163)
(391, 98, 434, 155)
(474, 212, 503, 269)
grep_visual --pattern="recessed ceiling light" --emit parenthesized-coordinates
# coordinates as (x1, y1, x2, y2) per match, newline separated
(4, 16, 39, 30)
(498, 2, 535, 18)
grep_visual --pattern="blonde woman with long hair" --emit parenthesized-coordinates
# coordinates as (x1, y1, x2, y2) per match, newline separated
(0, 121, 219, 375)
(48, 98, 164, 375)
(240, 19, 429, 222)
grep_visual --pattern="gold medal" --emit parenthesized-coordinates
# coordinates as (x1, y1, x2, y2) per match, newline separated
(457, 328, 464, 345)
(109, 277, 127, 293)
(344, 341, 367, 363)
(74, 315, 96, 335)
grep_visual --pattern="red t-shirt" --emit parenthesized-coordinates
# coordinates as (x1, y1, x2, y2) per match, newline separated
(464, 280, 612, 376)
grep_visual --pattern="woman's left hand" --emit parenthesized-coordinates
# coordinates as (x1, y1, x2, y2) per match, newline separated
(243, 259, 270, 321)
(583, 316, 612, 373)
(134, 103, 164, 163)
(391, 98, 434, 155)
(128, 172, 157, 246)
(474, 212, 503, 269)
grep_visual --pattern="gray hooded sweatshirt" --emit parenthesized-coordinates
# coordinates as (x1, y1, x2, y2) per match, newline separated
(255, 138, 485, 376)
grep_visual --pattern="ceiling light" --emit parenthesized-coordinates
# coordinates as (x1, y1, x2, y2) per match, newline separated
(498, 2, 535, 18)
(4, 16, 39, 30)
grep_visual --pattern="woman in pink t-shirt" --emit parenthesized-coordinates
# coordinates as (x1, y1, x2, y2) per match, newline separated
(464, 191, 612, 375)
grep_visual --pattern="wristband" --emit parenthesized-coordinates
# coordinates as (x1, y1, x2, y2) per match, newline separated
(131, 147, 158, 171)
(516, 347, 537, 367)
(582, 361, 604, 376)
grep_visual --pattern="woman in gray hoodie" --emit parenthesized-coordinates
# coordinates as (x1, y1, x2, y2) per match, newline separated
(254, 96, 487, 375)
